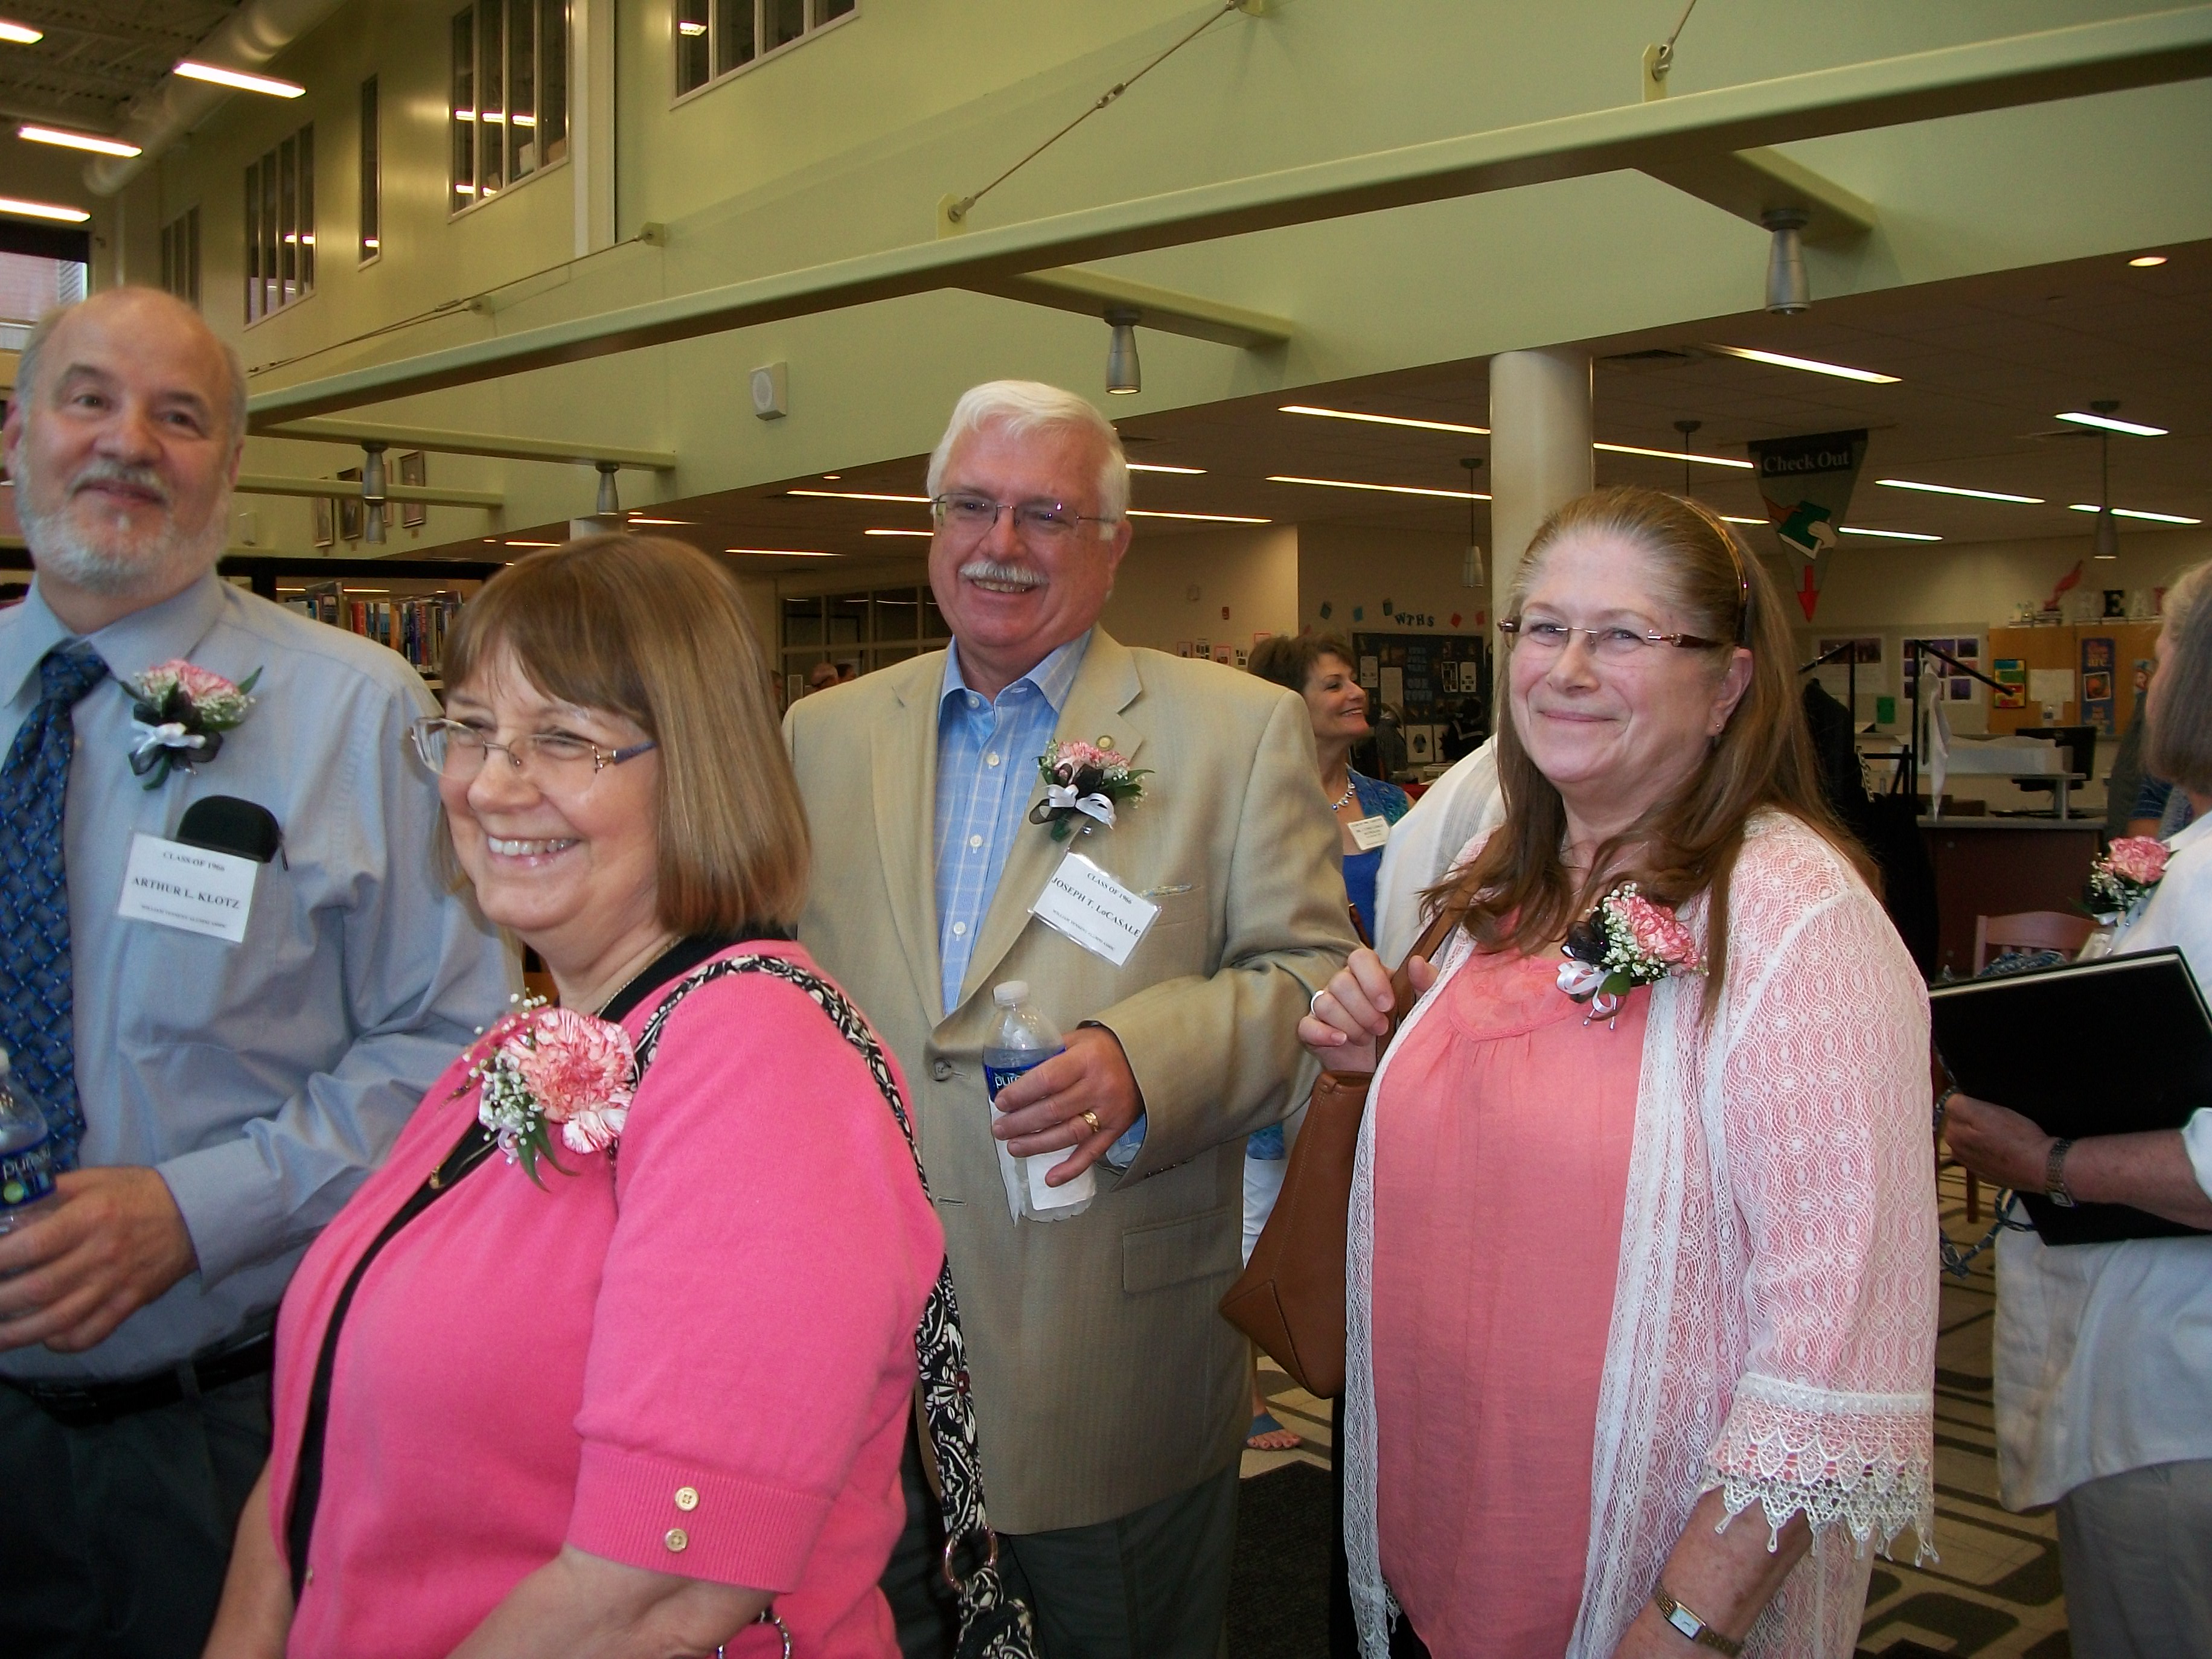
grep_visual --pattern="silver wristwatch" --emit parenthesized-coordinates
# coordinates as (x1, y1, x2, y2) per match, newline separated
(2045, 1136, 2079, 1207)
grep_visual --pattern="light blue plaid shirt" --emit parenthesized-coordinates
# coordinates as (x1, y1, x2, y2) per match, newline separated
(935, 630, 1144, 1163)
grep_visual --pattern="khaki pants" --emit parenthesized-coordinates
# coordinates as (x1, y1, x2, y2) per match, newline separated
(2055, 1458, 2212, 1659)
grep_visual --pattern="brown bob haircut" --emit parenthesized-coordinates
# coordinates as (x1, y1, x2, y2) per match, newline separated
(1433, 485, 1868, 1017)
(2147, 561, 2212, 795)
(1248, 631, 1356, 695)
(441, 533, 810, 932)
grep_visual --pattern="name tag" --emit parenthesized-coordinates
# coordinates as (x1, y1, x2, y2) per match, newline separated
(1347, 814, 1392, 852)
(117, 833, 257, 943)
(1030, 852, 1160, 968)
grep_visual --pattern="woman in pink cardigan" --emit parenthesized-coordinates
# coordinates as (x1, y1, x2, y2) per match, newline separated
(1303, 487, 1937, 1658)
(202, 536, 946, 1658)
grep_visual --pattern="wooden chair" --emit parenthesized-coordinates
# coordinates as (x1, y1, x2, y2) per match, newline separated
(1939, 911, 2099, 1222)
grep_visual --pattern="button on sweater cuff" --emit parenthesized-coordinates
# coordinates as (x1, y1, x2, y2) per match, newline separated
(568, 1442, 834, 1593)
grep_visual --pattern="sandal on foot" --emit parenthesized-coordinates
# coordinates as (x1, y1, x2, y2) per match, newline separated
(1246, 1411, 1303, 1451)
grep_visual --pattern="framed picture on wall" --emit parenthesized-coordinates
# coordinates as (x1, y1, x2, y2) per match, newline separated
(337, 469, 363, 542)
(312, 496, 334, 549)
(398, 451, 427, 530)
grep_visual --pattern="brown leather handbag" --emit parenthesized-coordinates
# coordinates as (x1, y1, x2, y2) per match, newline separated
(1219, 906, 1460, 1398)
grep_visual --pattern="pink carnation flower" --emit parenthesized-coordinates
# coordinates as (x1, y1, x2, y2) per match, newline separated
(2106, 836, 2170, 886)
(1054, 740, 1120, 772)
(165, 660, 243, 702)
(1613, 891, 1701, 970)
(503, 1008, 636, 1131)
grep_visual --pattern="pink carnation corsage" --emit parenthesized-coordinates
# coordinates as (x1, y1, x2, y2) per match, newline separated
(1029, 736, 1149, 841)
(1557, 883, 1704, 1024)
(464, 1000, 637, 1184)
(2087, 835, 2169, 925)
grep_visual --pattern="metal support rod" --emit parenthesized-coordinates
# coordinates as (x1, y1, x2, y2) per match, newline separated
(595, 461, 621, 517)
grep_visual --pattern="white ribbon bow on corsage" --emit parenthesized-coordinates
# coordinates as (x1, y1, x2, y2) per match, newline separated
(129, 720, 211, 761)
(1044, 782, 1118, 829)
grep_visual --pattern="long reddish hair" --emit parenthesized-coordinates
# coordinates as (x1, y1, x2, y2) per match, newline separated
(1431, 486, 1870, 1017)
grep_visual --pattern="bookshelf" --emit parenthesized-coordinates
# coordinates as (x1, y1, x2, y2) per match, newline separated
(220, 556, 505, 686)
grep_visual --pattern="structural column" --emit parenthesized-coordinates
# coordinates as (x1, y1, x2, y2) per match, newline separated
(1488, 347, 1593, 625)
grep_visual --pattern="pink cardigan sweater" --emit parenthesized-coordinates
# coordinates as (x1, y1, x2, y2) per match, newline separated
(267, 942, 944, 1658)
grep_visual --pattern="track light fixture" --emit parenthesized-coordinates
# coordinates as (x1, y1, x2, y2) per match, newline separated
(1462, 458, 1485, 590)
(1762, 208, 1810, 315)
(1105, 308, 1142, 396)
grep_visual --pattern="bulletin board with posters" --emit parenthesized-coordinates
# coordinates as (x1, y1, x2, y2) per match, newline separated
(1986, 623, 2163, 737)
(1350, 631, 1489, 721)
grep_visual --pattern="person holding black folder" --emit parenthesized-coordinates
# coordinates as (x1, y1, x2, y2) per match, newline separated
(1944, 560, 2212, 1659)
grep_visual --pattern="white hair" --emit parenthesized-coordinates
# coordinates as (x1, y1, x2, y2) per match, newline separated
(925, 379, 1130, 525)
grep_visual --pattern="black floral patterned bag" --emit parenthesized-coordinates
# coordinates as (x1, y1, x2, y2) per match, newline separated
(633, 955, 1038, 1659)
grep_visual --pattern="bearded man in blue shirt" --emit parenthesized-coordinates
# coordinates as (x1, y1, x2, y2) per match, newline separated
(0, 287, 514, 1658)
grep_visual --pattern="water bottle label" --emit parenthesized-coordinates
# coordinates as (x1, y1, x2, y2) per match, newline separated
(1, 1140, 55, 1212)
(982, 1061, 1035, 1103)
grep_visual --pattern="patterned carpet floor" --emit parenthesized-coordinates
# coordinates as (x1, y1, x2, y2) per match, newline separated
(1233, 1169, 2071, 1658)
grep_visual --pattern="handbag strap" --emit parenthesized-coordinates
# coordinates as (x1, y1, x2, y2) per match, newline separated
(1375, 901, 1463, 1061)
(632, 955, 1037, 1659)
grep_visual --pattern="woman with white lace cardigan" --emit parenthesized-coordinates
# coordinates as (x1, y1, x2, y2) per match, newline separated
(1301, 486, 1937, 1659)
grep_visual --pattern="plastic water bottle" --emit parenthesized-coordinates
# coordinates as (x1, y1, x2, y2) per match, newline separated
(0, 1049, 60, 1237)
(982, 982, 1096, 1223)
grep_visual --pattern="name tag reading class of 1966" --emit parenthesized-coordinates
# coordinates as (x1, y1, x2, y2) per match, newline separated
(1029, 852, 1160, 968)
(117, 833, 258, 944)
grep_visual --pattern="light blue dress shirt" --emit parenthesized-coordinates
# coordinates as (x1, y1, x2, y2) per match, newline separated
(0, 574, 517, 1381)
(933, 631, 1143, 1165)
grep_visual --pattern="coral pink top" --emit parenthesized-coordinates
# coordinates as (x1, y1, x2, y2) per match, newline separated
(1370, 946, 1644, 1656)
(267, 941, 944, 1659)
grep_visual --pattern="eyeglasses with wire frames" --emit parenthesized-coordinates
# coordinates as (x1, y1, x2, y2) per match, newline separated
(930, 492, 1119, 545)
(409, 717, 657, 781)
(1498, 617, 1731, 661)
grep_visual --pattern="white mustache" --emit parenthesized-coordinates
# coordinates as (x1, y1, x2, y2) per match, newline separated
(959, 558, 1043, 589)
(70, 460, 171, 508)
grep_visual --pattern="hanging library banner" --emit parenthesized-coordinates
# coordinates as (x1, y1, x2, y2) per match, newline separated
(1748, 428, 1868, 622)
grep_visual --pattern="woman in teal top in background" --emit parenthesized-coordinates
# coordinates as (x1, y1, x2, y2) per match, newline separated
(1239, 634, 1411, 1448)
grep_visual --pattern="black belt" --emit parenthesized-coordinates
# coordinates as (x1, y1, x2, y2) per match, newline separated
(4, 1328, 276, 1428)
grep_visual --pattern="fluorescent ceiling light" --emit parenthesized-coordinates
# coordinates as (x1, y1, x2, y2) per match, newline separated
(2067, 503, 2202, 525)
(1719, 514, 1765, 525)
(1267, 474, 1489, 500)
(504, 539, 560, 548)
(727, 548, 840, 557)
(0, 19, 43, 44)
(791, 488, 930, 503)
(625, 516, 691, 525)
(1127, 462, 1206, 475)
(679, 19, 707, 35)
(1280, 404, 1488, 436)
(1126, 510, 1270, 523)
(1593, 440, 1751, 470)
(2129, 255, 2169, 267)
(865, 528, 934, 537)
(1878, 478, 2043, 504)
(1709, 344, 1900, 384)
(174, 60, 306, 98)
(454, 108, 476, 120)
(2056, 409, 2167, 437)
(1840, 526, 1941, 542)
(16, 124, 142, 158)
(0, 195, 91, 223)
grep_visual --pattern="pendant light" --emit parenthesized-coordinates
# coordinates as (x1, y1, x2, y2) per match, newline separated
(1462, 458, 1485, 589)
(1675, 418, 1702, 495)
(2091, 400, 2120, 560)
(1762, 208, 1811, 315)
(1104, 309, 1142, 396)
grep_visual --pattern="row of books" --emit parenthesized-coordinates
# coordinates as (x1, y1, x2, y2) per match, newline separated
(287, 590, 465, 676)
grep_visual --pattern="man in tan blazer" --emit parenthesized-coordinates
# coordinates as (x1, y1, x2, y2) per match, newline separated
(785, 380, 1354, 1658)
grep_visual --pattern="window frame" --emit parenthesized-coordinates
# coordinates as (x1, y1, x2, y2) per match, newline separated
(161, 206, 201, 307)
(672, 0, 857, 107)
(449, 0, 572, 222)
(243, 122, 316, 327)
(359, 75, 382, 265)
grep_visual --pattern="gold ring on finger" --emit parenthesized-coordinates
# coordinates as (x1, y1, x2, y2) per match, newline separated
(1081, 1109, 1102, 1134)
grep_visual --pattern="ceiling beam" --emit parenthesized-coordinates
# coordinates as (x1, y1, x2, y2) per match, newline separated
(1637, 146, 1878, 243)
(254, 418, 676, 468)
(962, 269, 1293, 348)
(233, 474, 506, 509)
(245, 5, 2212, 423)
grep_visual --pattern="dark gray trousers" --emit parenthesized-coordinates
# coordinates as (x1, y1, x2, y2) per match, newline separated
(0, 1370, 270, 1659)
(884, 1425, 1239, 1659)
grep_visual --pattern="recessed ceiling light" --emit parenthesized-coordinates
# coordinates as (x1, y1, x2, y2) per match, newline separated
(16, 124, 142, 158)
(2067, 503, 2202, 525)
(1126, 510, 1269, 523)
(1708, 344, 1901, 384)
(1840, 526, 1942, 542)
(174, 60, 306, 98)
(820, 473, 842, 480)
(791, 488, 930, 503)
(727, 548, 841, 557)
(1280, 404, 1489, 436)
(2056, 410, 2167, 436)
(1877, 478, 2044, 504)
(2129, 255, 2169, 267)
(1267, 474, 1489, 500)
(0, 19, 43, 44)
(1593, 441, 1751, 470)
(1127, 462, 1207, 475)
(0, 195, 90, 223)
(864, 528, 934, 537)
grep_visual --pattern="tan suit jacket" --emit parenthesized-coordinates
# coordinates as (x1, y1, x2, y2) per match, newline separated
(785, 630, 1355, 1532)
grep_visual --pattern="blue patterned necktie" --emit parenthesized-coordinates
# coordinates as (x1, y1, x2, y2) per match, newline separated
(0, 644, 110, 1169)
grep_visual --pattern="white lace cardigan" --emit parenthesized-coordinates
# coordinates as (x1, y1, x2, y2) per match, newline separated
(1344, 813, 1938, 1658)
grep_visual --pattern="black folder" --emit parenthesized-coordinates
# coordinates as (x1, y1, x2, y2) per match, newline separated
(1929, 947, 2212, 1245)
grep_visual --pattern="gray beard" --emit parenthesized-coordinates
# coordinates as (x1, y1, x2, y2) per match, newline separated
(17, 485, 231, 598)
